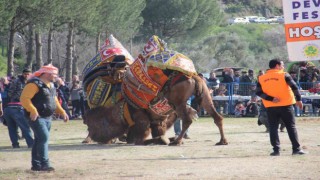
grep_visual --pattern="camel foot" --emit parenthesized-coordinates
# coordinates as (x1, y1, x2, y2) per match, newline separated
(168, 137, 176, 142)
(118, 134, 127, 142)
(111, 138, 117, 144)
(169, 140, 183, 146)
(82, 137, 92, 144)
(143, 136, 170, 145)
(160, 135, 170, 145)
(215, 139, 228, 145)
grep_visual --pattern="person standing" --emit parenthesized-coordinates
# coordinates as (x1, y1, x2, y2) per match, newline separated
(206, 72, 220, 90)
(20, 64, 69, 172)
(256, 58, 305, 156)
(55, 77, 71, 118)
(4, 69, 34, 148)
(0, 93, 3, 119)
(0, 76, 11, 107)
(70, 81, 82, 119)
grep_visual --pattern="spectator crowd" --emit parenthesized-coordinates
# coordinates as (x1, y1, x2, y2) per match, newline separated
(202, 63, 320, 118)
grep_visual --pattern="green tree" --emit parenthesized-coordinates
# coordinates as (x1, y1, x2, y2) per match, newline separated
(0, 0, 47, 76)
(141, 0, 223, 40)
(89, 0, 145, 52)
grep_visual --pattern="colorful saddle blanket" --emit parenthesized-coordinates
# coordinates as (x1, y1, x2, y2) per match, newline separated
(82, 34, 134, 78)
(86, 77, 122, 108)
(122, 35, 197, 113)
(83, 35, 132, 108)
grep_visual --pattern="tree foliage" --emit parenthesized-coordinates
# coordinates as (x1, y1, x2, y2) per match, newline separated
(176, 24, 287, 73)
(141, 0, 222, 40)
(93, 0, 145, 42)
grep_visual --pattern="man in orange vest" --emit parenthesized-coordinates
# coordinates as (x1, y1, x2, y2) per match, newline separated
(256, 58, 306, 156)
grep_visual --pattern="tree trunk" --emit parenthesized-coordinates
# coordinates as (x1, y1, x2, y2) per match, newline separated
(7, 21, 15, 77)
(96, 32, 101, 53)
(1, 45, 4, 57)
(65, 21, 74, 83)
(72, 34, 78, 76)
(25, 24, 34, 70)
(47, 27, 53, 64)
(35, 31, 43, 69)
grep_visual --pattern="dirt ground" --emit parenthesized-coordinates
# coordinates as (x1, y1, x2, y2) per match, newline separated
(0, 117, 319, 180)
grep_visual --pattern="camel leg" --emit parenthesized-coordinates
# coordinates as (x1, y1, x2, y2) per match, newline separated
(169, 106, 194, 146)
(200, 82, 228, 145)
(127, 110, 152, 145)
(207, 104, 228, 145)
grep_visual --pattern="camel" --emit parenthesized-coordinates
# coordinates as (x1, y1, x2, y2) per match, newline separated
(83, 35, 228, 146)
(85, 71, 228, 146)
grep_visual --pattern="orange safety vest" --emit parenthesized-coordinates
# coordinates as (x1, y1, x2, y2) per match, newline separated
(258, 69, 295, 107)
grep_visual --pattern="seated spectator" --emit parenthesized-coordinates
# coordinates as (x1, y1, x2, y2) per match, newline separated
(307, 81, 320, 115)
(248, 83, 257, 97)
(234, 102, 246, 117)
(299, 69, 311, 90)
(213, 83, 228, 114)
(245, 96, 259, 117)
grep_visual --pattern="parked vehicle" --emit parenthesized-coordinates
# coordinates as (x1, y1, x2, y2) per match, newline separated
(267, 16, 283, 24)
(277, 16, 285, 24)
(228, 17, 250, 24)
(253, 17, 268, 23)
(244, 16, 258, 23)
(266, 17, 278, 24)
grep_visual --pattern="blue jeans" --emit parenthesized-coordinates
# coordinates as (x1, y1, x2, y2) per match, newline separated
(4, 106, 34, 147)
(174, 119, 188, 136)
(28, 116, 52, 168)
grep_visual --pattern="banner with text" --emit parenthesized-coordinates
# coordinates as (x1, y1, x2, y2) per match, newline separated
(283, 0, 320, 61)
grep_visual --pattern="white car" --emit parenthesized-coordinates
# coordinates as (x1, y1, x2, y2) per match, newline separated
(266, 17, 277, 23)
(253, 17, 268, 23)
(244, 16, 258, 23)
(267, 16, 283, 24)
(228, 17, 250, 24)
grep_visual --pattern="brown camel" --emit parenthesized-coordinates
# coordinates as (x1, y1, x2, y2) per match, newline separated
(85, 71, 228, 146)
(84, 35, 227, 146)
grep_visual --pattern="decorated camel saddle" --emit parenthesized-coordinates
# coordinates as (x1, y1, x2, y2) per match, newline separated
(82, 35, 134, 109)
(122, 35, 197, 115)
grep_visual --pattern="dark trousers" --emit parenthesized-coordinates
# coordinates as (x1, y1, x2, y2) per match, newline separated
(61, 101, 71, 118)
(72, 99, 81, 117)
(266, 105, 301, 152)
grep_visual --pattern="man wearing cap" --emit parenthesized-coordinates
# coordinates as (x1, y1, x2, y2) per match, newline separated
(4, 68, 34, 148)
(20, 64, 69, 172)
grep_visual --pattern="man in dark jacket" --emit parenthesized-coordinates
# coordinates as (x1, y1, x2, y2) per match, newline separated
(4, 68, 34, 148)
(56, 77, 71, 118)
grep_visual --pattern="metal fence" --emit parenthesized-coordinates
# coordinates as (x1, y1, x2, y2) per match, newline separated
(211, 82, 320, 117)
